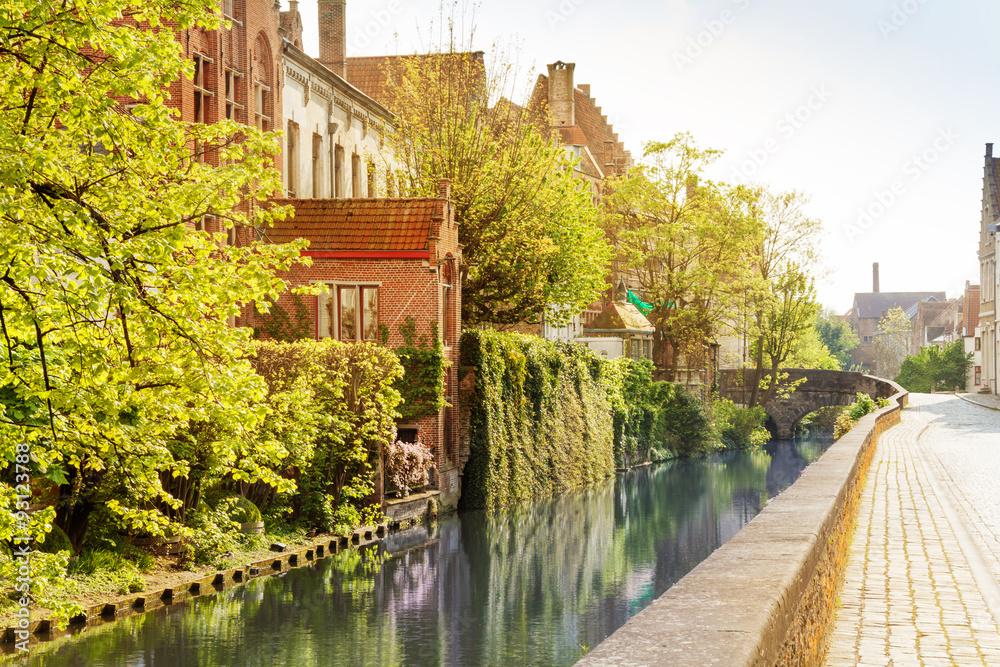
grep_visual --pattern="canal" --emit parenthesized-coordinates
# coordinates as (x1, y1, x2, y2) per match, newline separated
(25, 438, 831, 666)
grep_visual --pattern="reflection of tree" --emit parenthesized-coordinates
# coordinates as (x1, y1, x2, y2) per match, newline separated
(33, 442, 830, 667)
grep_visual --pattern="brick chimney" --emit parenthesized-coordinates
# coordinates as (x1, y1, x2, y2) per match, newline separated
(988, 143, 994, 158)
(873, 262, 880, 293)
(438, 179, 452, 201)
(318, 0, 347, 78)
(547, 61, 575, 126)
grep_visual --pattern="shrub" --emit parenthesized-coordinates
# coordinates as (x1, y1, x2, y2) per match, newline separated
(216, 495, 262, 524)
(713, 398, 770, 450)
(36, 524, 73, 555)
(652, 383, 717, 458)
(384, 439, 436, 497)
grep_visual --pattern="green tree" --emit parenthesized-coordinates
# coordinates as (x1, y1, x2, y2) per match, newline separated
(786, 323, 839, 370)
(750, 265, 822, 405)
(1, 0, 303, 572)
(895, 341, 973, 392)
(729, 186, 824, 407)
(603, 134, 761, 381)
(873, 307, 911, 380)
(814, 309, 859, 370)
(384, 39, 610, 326)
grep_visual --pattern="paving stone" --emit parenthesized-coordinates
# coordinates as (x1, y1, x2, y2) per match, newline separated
(825, 395, 1000, 667)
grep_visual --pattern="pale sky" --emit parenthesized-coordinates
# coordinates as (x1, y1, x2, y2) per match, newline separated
(293, 0, 992, 314)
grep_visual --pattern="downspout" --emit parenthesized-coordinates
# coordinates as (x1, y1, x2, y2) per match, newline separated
(329, 98, 336, 198)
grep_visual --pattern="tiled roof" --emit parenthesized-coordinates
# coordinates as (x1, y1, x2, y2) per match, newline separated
(853, 292, 946, 320)
(346, 52, 484, 112)
(266, 198, 441, 252)
(585, 301, 653, 333)
(966, 287, 981, 332)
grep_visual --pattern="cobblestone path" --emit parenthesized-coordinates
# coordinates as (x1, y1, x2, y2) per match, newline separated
(826, 394, 1000, 666)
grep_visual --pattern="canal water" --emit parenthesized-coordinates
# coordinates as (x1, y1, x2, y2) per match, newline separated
(26, 438, 831, 667)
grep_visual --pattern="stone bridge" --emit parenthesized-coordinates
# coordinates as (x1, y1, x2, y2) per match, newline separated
(718, 368, 896, 439)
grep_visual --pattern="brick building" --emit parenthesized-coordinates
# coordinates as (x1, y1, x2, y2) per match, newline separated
(266, 181, 465, 509)
(848, 263, 944, 373)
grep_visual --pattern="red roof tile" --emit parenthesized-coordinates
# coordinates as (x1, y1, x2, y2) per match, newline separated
(266, 198, 441, 252)
(346, 52, 485, 112)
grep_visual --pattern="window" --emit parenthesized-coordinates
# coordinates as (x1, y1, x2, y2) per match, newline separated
(334, 145, 345, 198)
(318, 284, 379, 341)
(254, 82, 270, 131)
(367, 160, 376, 196)
(631, 339, 642, 360)
(642, 339, 651, 359)
(286, 121, 299, 197)
(351, 154, 362, 197)
(386, 168, 395, 197)
(223, 0, 233, 18)
(442, 261, 454, 344)
(976, 337, 982, 351)
(192, 53, 214, 162)
(976, 366, 982, 386)
(312, 134, 323, 197)
(224, 69, 243, 121)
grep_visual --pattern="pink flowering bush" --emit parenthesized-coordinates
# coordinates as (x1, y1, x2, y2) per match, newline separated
(384, 440, 435, 497)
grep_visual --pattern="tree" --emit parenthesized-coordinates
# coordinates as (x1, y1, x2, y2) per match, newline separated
(728, 186, 824, 406)
(1, 0, 303, 566)
(602, 134, 761, 381)
(383, 35, 610, 326)
(786, 322, 839, 370)
(873, 307, 911, 380)
(895, 341, 973, 392)
(815, 309, 859, 370)
(751, 265, 822, 405)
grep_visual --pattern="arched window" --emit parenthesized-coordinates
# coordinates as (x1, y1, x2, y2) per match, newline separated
(252, 34, 272, 131)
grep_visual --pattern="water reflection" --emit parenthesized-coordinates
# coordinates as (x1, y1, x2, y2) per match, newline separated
(26, 439, 830, 667)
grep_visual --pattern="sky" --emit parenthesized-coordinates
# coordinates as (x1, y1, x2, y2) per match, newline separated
(291, 0, 993, 314)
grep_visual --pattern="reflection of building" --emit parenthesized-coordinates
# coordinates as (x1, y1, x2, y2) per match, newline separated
(848, 263, 944, 373)
(266, 181, 465, 509)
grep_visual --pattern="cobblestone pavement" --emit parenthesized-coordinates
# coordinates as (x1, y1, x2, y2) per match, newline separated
(826, 394, 1000, 666)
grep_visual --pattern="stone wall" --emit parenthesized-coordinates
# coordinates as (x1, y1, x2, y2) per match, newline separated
(577, 377, 908, 666)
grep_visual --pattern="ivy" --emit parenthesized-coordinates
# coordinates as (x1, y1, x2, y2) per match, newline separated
(253, 294, 313, 342)
(393, 317, 447, 422)
(459, 330, 614, 511)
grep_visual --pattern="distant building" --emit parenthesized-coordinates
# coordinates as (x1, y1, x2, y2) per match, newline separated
(848, 263, 945, 373)
(964, 283, 983, 391)
(979, 143, 999, 394)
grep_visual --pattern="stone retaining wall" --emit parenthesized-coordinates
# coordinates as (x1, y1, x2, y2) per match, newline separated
(577, 378, 908, 667)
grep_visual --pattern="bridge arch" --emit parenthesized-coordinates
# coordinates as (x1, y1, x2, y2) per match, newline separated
(718, 369, 887, 440)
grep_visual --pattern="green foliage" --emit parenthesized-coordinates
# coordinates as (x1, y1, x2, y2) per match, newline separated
(602, 357, 657, 467)
(895, 341, 973, 393)
(35, 523, 73, 555)
(834, 393, 888, 440)
(713, 398, 770, 450)
(385, 46, 611, 326)
(459, 330, 614, 510)
(815, 310, 860, 370)
(873, 307, 911, 379)
(0, 0, 306, 602)
(652, 383, 717, 457)
(216, 495, 262, 524)
(786, 325, 840, 370)
(393, 318, 447, 422)
(253, 294, 314, 342)
(250, 340, 402, 533)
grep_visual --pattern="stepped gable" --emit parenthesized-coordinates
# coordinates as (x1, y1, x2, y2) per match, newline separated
(266, 198, 443, 252)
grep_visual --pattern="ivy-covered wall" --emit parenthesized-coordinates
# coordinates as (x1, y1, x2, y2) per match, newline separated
(459, 330, 614, 510)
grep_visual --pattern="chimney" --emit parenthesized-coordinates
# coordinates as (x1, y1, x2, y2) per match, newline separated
(438, 179, 451, 201)
(988, 143, 994, 158)
(547, 61, 576, 126)
(318, 0, 347, 78)
(873, 262, 880, 293)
